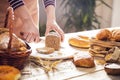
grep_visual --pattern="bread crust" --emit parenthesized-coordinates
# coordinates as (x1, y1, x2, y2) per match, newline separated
(36, 47, 55, 54)
(68, 36, 90, 48)
(45, 32, 60, 50)
(0, 65, 21, 80)
(0, 28, 27, 51)
(96, 29, 112, 40)
(112, 29, 120, 41)
(73, 52, 95, 68)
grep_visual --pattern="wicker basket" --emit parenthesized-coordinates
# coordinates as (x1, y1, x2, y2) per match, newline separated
(0, 7, 32, 70)
(0, 42, 32, 70)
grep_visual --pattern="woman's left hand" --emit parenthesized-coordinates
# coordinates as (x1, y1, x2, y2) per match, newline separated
(45, 19, 64, 42)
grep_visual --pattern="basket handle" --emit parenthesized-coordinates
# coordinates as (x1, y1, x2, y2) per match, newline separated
(4, 7, 14, 50)
(4, 9, 9, 28)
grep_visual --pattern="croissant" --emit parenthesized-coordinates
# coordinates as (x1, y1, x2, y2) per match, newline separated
(96, 29, 112, 40)
(112, 29, 120, 41)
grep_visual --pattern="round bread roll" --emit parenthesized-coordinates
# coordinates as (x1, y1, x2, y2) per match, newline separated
(111, 29, 120, 41)
(68, 36, 90, 48)
(96, 29, 112, 40)
(0, 65, 21, 80)
(73, 52, 95, 68)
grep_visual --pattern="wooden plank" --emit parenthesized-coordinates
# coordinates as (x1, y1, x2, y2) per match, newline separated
(67, 70, 120, 80)
(20, 60, 104, 80)
(20, 28, 120, 80)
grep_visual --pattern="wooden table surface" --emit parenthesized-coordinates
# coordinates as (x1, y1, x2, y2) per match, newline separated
(20, 27, 120, 80)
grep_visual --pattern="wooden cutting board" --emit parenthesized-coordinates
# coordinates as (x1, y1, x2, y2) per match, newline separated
(29, 38, 80, 60)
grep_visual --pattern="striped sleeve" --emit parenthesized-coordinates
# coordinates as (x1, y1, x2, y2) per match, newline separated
(8, 0, 24, 10)
(43, 0, 55, 8)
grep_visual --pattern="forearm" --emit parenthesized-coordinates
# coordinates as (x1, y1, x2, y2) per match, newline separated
(14, 5, 33, 22)
(43, 0, 56, 20)
(44, 0, 64, 41)
(45, 5, 56, 21)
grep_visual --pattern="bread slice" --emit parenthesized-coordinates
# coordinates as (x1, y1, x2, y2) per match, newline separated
(36, 47, 55, 54)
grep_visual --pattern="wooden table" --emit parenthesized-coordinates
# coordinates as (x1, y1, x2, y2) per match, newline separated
(20, 27, 120, 80)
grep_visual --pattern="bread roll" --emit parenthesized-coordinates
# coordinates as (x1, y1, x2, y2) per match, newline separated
(68, 36, 90, 48)
(0, 28, 27, 51)
(73, 52, 95, 68)
(96, 29, 112, 40)
(0, 65, 21, 80)
(45, 32, 60, 50)
(112, 29, 120, 41)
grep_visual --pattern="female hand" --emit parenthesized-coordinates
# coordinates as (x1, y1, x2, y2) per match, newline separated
(20, 20, 40, 43)
(45, 5, 64, 42)
(14, 5, 40, 43)
(45, 19, 64, 41)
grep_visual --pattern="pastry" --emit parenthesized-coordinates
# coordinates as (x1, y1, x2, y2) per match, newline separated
(36, 47, 55, 54)
(0, 28, 27, 51)
(0, 65, 21, 80)
(89, 37, 120, 58)
(45, 32, 60, 50)
(89, 49, 105, 58)
(68, 36, 90, 48)
(105, 53, 112, 62)
(73, 52, 95, 68)
(112, 29, 120, 41)
(96, 29, 112, 40)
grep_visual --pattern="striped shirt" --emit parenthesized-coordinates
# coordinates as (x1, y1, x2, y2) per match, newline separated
(8, 0, 55, 10)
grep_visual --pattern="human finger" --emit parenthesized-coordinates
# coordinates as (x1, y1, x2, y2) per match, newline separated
(60, 31, 64, 42)
(54, 27, 64, 41)
(21, 32, 29, 40)
(45, 26, 51, 36)
(26, 32, 34, 42)
(34, 35, 41, 42)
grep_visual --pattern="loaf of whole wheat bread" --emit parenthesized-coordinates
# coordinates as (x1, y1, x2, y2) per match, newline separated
(45, 32, 60, 50)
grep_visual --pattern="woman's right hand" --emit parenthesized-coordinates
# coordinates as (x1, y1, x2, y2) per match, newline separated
(14, 5, 41, 43)
(20, 20, 40, 43)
